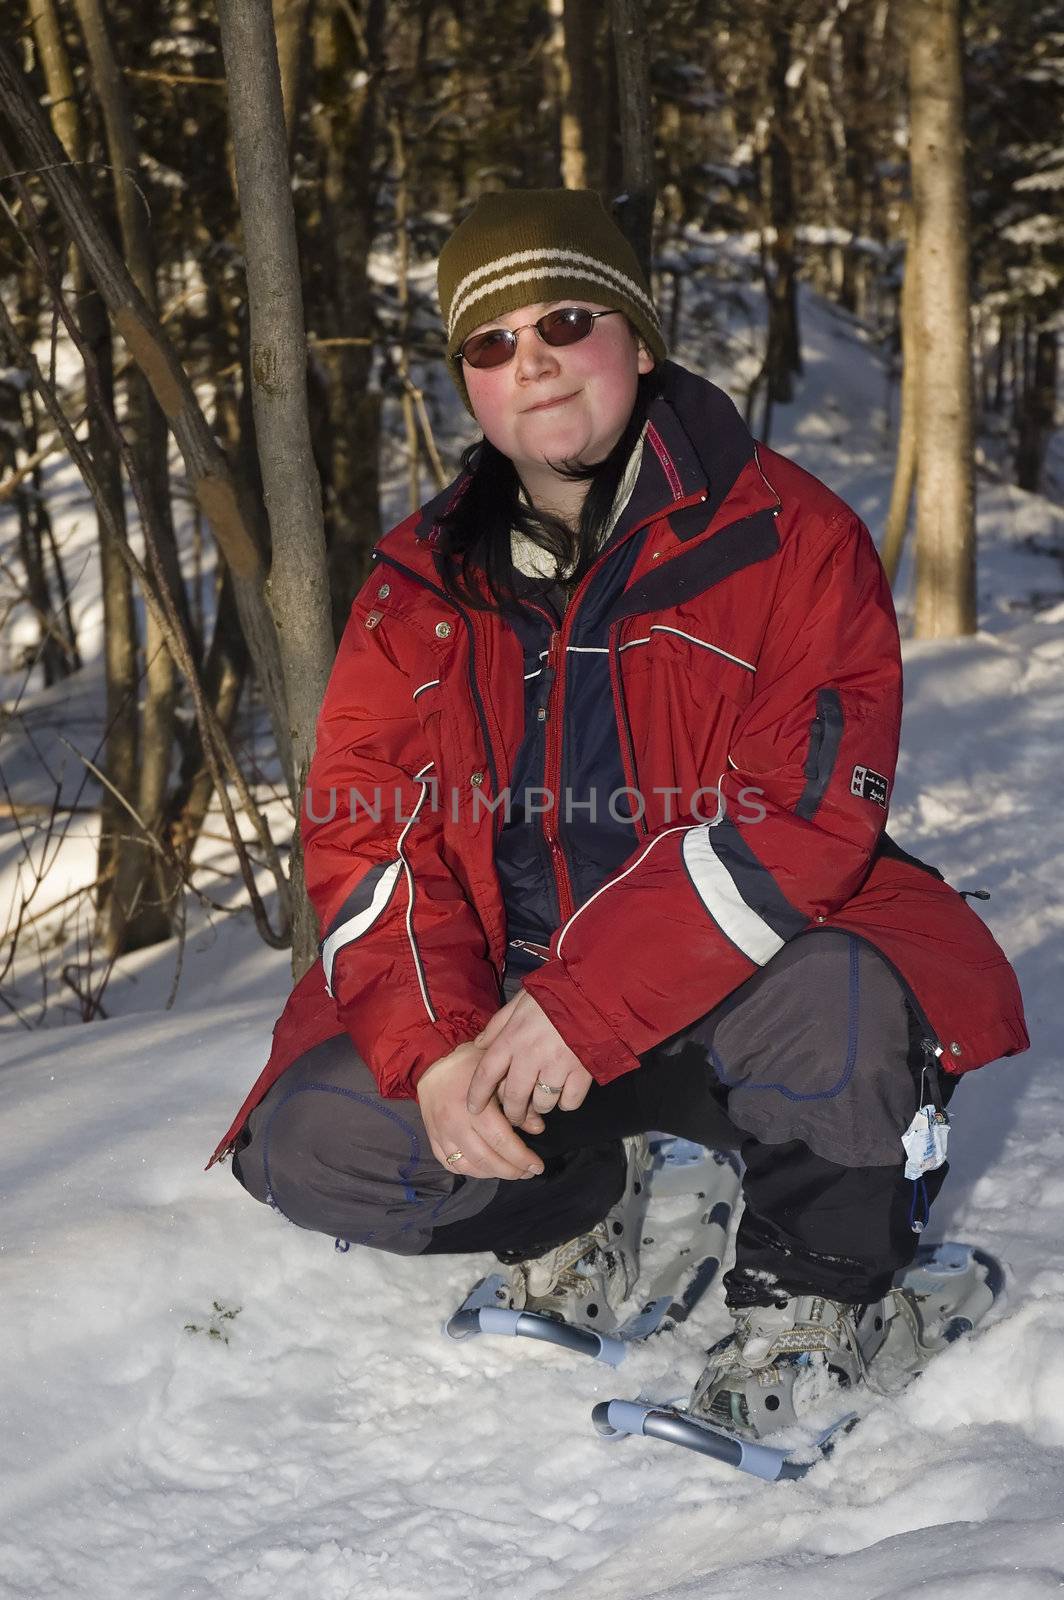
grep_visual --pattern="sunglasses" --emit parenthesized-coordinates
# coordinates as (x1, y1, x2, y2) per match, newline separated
(455, 307, 622, 370)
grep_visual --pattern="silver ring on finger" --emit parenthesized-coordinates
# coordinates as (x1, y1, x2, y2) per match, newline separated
(535, 1080, 562, 1096)
(445, 1150, 464, 1165)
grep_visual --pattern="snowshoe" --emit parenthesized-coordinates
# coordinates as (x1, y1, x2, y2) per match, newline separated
(444, 1136, 742, 1366)
(685, 1290, 887, 1441)
(592, 1241, 1004, 1477)
(505, 1133, 653, 1330)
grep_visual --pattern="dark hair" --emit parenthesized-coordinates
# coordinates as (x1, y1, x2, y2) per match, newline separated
(434, 368, 662, 621)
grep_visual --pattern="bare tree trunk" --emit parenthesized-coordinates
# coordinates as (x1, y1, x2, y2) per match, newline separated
(992, 312, 1007, 412)
(147, 223, 263, 879)
(72, 0, 190, 636)
(882, 210, 919, 586)
(389, 110, 421, 514)
(840, 18, 876, 322)
(0, 39, 295, 792)
(215, 0, 335, 977)
(29, 397, 81, 672)
(908, 0, 976, 638)
(764, 11, 802, 404)
(24, 0, 140, 940)
(564, 0, 609, 195)
(73, 0, 187, 951)
(609, 0, 655, 280)
(1011, 318, 1025, 434)
(822, 26, 850, 301)
(972, 305, 987, 421)
(1016, 329, 1058, 493)
(3, 408, 68, 682)
(546, 0, 587, 189)
(1, 257, 76, 680)
(167, 570, 249, 870)
(274, 0, 315, 140)
(313, 0, 383, 645)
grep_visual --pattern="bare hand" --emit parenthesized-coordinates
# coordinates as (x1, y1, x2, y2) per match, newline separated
(417, 1041, 546, 1181)
(467, 991, 593, 1129)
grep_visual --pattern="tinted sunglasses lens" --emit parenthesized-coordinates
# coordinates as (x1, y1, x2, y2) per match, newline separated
(459, 309, 598, 367)
(460, 329, 516, 369)
(539, 308, 595, 346)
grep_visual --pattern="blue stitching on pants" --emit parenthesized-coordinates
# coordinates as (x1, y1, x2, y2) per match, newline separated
(710, 935, 862, 1102)
(262, 1081, 429, 1244)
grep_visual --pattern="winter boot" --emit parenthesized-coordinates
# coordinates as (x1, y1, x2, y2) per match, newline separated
(687, 1292, 893, 1440)
(503, 1135, 652, 1333)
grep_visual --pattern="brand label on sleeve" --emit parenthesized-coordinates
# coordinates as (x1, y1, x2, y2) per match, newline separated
(851, 764, 889, 808)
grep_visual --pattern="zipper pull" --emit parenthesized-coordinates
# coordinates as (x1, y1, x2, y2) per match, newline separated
(536, 633, 559, 723)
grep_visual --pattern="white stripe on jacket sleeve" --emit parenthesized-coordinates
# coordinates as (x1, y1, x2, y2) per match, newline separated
(681, 829, 785, 966)
(322, 859, 403, 997)
(322, 763, 438, 1019)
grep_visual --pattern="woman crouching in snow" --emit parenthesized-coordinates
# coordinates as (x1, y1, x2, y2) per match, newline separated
(213, 188, 1027, 1439)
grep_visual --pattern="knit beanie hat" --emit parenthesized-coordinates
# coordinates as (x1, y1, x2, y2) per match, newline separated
(437, 188, 666, 413)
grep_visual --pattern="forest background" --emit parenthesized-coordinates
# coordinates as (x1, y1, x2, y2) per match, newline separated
(0, 0, 1061, 1024)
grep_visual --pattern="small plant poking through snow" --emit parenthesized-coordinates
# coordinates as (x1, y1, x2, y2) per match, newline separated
(184, 1301, 242, 1345)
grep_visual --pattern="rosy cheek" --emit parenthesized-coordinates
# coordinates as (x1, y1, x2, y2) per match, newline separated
(465, 375, 506, 434)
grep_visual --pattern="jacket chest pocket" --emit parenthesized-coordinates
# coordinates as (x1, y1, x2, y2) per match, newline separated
(617, 622, 757, 710)
(617, 622, 757, 800)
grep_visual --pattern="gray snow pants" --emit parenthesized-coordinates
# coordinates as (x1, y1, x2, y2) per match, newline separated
(232, 930, 957, 1304)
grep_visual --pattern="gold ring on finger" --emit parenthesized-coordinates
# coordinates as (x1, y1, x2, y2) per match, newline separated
(445, 1150, 464, 1165)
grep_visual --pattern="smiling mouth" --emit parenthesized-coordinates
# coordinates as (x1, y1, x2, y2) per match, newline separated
(524, 392, 578, 413)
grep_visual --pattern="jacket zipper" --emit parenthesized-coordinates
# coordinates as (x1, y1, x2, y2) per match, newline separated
(540, 626, 575, 919)
(515, 598, 568, 927)
(526, 489, 713, 923)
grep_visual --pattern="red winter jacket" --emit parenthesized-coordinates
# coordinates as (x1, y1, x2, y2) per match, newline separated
(212, 365, 1027, 1164)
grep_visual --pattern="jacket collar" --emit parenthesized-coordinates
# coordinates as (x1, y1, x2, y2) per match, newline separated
(649, 362, 757, 529)
(411, 471, 473, 546)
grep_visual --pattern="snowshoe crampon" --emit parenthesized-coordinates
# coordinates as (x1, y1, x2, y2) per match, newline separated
(443, 1139, 742, 1367)
(591, 1241, 1004, 1477)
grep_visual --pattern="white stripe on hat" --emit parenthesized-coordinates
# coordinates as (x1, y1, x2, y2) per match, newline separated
(449, 248, 659, 337)
(452, 247, 657, 314)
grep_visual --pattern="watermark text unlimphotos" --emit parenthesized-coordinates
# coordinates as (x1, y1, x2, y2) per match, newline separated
(304, 782, 768, 827)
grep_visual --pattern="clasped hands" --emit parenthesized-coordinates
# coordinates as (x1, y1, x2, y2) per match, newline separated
(416, 990, 593, 1182)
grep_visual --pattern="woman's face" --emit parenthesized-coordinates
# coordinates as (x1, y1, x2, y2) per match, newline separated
(462, 299, 655, 476)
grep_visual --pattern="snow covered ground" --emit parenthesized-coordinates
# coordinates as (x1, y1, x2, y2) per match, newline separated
(3, 271, 1064, 1599)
